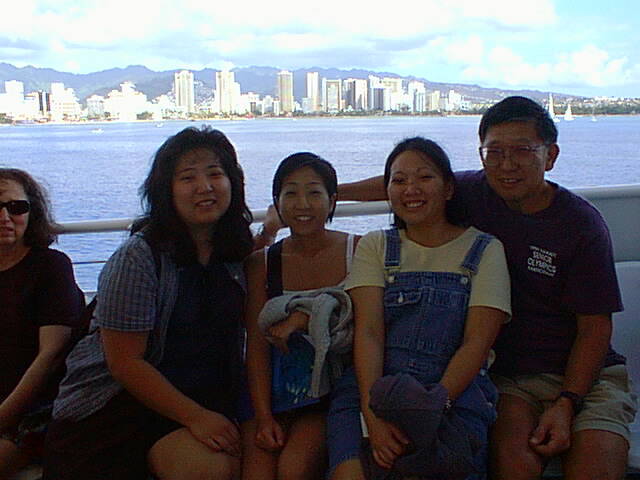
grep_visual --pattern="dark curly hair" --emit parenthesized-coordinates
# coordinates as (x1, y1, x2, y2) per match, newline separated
(133, 126, 254, 263)
(0, 168, 56, 247)
(383, 137, 464, 228)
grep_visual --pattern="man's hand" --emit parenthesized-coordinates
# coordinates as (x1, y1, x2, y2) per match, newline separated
(529, 399, 573, 456)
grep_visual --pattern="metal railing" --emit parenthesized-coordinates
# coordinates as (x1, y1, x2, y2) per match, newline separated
(54, 184, 640, 236)
(54, 183, 640, 264)
(54, 201, 391, 235)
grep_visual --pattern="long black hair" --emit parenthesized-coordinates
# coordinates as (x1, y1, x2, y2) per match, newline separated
(133, 126, 253, 263)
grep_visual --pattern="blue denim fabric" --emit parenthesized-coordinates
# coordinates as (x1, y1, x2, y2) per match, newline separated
(327, 228, 498, 480)
(382, 228, 497, 479)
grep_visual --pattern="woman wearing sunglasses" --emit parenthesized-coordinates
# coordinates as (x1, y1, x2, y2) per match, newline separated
(0, 168, 84, 478)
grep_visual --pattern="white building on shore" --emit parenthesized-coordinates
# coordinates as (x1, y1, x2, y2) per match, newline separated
(103, 82, 159, 121)
(50, 83, 81, 121)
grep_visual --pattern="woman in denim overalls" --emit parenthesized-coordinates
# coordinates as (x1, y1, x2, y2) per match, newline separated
(328, 137, 511, 480)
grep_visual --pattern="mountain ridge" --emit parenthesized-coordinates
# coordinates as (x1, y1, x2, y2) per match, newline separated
(0, 62, 581, 104)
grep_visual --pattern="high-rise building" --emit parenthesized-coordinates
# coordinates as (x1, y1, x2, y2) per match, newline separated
(306, 72, 320, 112)
(343, 78, 368, 111)
(4, 80, 24, 97)
(215, 70, 240, 114)
(262, 95, 274, 115)
(324, 79, 342, 112)
(174, 70, 195, 113)
(447, 89, 463, 111)
(277, 70, 294, 114)
(50, 82, 81, 121)
(428, 90, 441, 111)
(408, 81, 426, 113)
(86, 94, 105, 118)
(0, 81, 25, 117)
(382, 77, 403, 94)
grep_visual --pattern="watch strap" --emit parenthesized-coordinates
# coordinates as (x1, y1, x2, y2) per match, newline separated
(556, 390, 584, 414)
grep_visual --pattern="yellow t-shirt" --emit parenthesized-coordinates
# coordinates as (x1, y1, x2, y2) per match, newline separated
(345, 227, 511, 318)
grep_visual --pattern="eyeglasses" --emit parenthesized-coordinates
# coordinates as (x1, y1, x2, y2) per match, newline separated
(479, 144, 547, 168)
(0, 200, 30, 215)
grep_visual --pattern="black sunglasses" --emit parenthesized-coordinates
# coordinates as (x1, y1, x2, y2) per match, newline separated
(0, 200, 30, 215)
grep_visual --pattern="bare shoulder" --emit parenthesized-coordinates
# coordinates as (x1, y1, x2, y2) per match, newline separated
(244, 248, 267, 276)
(327, 229, 361, 243)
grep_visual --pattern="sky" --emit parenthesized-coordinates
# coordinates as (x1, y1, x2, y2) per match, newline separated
(1, 0, 639, 98)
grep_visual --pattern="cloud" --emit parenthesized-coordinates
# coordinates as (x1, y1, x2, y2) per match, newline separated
(458, 44, 639, 90)
(457, 0, 557, 28)
(444, 36, 485, 65)
(554, 46, 634, 87)
(0, 0, 559, 70)
(1, 0, 637, 97)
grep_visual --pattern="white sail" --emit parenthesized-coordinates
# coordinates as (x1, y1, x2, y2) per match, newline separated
(564, 103, 574, 121)
(548, 93, 560, 122)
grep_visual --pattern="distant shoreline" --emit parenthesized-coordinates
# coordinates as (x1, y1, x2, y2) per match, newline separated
(5, 112, 640, 127)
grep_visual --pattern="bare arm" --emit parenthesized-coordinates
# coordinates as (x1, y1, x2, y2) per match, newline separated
(530, 313, 612, 456)
(561, 313, 612, 398)
(439, 306, 506, 400)
(0, 325, 72, 431)
(351, 286, 409, 468)
(243, 250, 286, 450)
(101, 328, 240, 456)
(337, 176, 386, 202)
(253, 205, 283, 250)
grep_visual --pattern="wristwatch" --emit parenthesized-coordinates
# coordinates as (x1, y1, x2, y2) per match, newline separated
(556, 390, 584, 414)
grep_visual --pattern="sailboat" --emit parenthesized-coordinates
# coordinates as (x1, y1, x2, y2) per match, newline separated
(548, 93, 560, 122)
(564, 103, 575, 121)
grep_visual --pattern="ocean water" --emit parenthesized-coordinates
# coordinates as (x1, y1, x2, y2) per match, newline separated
(2, 115, 639, 290)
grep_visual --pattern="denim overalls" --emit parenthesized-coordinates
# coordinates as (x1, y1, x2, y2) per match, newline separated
(382, 227, 498, 479)
(327, 228, 500, 478)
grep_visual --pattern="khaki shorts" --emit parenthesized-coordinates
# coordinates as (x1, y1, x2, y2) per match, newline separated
(492, 364, 638, 442)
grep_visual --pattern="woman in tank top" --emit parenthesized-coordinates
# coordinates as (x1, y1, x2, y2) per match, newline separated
(241, 152, 359, 480)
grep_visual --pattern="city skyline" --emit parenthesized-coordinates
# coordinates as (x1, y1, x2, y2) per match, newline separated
(0, 69, 476, 121)
(6, 65, 638, 124)
(0, 1, 638, 98)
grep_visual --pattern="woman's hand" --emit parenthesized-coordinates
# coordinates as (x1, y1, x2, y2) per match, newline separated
(187, 409, 242, 457)
(366, 414, 410, 469)
(255, 415, 286, 452)
(265, 311, 309, 353)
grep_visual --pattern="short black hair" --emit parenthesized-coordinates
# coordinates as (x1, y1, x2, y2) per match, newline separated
(384, 137, 464, 228)
(134, 126, 253, 263)
(272, 152, 338, 222)
(479, 96, 558, 144)
(0, 168, 56, 247)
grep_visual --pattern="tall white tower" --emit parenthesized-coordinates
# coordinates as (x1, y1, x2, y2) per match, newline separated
(306, 72, 320, 112)
(278, 70, 294, 113)
(174, 70, 195, 113)
(215, 70, 237, 114)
